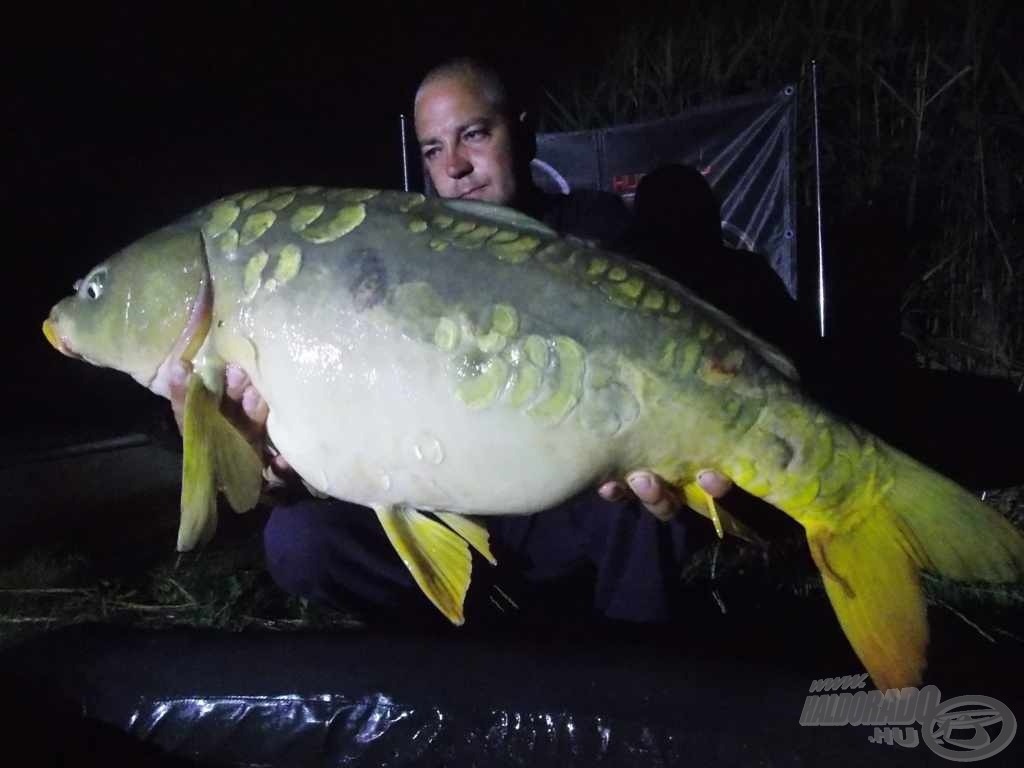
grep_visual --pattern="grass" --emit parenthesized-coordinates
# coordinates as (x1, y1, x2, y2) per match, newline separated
(539, 1, 1023, 379)
(4, 483, 1022, 656)
(0, 497, 364, 654)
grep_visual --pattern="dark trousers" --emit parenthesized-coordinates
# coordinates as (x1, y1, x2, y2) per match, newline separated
(263, 491, 707, 626)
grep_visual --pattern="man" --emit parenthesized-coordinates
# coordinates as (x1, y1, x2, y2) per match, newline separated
(413, 58, 632, 249)
(168, 57, 732, 625)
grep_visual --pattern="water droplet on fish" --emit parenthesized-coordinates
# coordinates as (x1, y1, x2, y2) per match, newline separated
(423, 436, 444, 464)
(409, 433, 445, 464)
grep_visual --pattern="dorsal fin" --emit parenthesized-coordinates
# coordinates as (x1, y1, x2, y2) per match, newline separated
(442, 197, 799, 382)
(679, 282, 800, 381)
(628, 258, 801, 382)
(440, 199, 557, 239)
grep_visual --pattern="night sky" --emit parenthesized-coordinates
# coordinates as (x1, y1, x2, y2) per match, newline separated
(8, 2, 629, 447)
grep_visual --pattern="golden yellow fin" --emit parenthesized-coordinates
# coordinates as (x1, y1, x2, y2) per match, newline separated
(680, 481, 763, 544)
(800, 441, 1024, 691)
(374, 504, 473, 625)
(808, 517, 927, 691)
(177, 373, 264, 551)
(435, 512, 497, 565)
(212, 408, 264, 516)
(683, 481, 726, 538)
(881, 446, 1024, 582)
(178, 373, 219, 551)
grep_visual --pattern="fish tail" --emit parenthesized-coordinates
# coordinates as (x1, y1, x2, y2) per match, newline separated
(804, 442, 1024, 691)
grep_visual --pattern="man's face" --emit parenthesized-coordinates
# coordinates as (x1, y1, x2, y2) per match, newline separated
(414, 74, 519, 205)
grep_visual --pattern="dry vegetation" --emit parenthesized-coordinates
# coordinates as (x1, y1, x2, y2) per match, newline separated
(543, 0, 1022, 378)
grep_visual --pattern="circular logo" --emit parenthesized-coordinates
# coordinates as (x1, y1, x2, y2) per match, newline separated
(922, 695, 1016, 762)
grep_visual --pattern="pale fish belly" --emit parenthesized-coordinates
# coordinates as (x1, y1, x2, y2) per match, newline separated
(253, 318, 621, 516)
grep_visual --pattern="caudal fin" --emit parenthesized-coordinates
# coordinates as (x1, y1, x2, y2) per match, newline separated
(806, 443, 1024, 691)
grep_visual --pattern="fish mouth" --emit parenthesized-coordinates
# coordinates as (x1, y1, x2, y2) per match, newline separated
(42, 317, 81, 359)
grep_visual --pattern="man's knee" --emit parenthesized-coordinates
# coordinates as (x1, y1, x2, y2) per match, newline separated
(262, 501, 335, 598)
(261, 499, 421, 611)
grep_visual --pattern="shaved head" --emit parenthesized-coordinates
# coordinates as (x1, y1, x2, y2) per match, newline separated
(414, 57, 510, 117)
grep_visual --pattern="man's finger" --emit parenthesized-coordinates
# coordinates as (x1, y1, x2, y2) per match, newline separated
(270, 453, 292, 475)
(225, 364, 250, 403)
(696, 470, 733, 498)
(597, 480, 627, 502)
(241, 385, 269, 427)
(626, 471, 680, 522)
(168, 359, 192, 432)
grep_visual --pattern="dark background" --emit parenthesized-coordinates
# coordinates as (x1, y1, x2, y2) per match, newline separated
(7, 2, 1022, 471)
(6, 2, 641, 451)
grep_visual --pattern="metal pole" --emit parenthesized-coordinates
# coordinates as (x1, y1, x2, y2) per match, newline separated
(811, 60, 827, 338)
(399, 113, 410, 192)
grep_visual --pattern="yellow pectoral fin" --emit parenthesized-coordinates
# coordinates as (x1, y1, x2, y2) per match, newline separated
(808, 518, 928, 691)
(178, 372, 264, 551)
(210, 406, 263, 515)
(435, 511, 497, 565)
(179, 374, 219, 551)
(374, 504, 473, 625)
(680, 481, 764, 545)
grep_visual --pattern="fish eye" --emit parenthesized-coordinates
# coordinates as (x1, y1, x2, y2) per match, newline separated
(78, 267, 107, 301)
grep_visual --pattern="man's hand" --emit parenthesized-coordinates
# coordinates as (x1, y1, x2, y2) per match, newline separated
(167, 359, 193, 433)
(167, 360, 293, 480)
(598, 469, 733, 522)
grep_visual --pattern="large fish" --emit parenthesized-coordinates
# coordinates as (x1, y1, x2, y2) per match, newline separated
(43, 186, 1024, 690)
